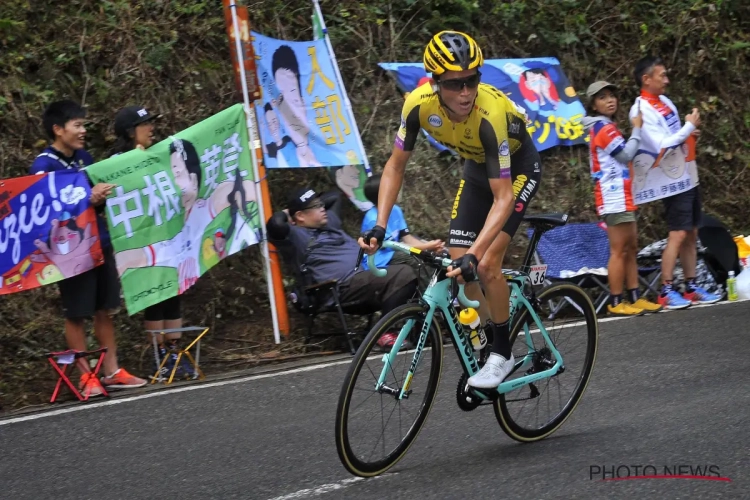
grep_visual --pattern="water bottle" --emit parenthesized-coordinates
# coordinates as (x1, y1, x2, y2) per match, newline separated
(727, 271, 738, 301)
(459, 307, 486, 351)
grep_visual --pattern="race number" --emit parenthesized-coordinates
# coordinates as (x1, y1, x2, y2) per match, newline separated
(529, 264, 547, 285)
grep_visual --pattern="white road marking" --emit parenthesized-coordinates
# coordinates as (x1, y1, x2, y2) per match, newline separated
(1, 297, 746, 427)
(266, 473, 393, 500)
(266, 478, 364, 500)
(519, 296, 749, 335)
(0, 358, 355, 427)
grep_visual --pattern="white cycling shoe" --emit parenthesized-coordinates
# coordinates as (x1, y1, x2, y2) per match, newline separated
(467, 352, 515, 389)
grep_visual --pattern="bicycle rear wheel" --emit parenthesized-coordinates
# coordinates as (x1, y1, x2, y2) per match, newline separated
(494, 282, 598, 442)
(335, 303, 443, 477)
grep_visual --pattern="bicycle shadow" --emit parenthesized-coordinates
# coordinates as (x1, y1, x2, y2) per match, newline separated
(398, 425, 611, 474)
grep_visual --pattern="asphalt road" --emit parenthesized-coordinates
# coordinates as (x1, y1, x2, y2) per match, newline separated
(1, 301, 748, 500)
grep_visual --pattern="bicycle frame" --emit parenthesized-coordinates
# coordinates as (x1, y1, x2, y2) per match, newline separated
(370, 241, 564, 401)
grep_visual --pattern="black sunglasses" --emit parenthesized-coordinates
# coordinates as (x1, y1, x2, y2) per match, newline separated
(438, 71, 482, 92)
(303, 200, 325, 211)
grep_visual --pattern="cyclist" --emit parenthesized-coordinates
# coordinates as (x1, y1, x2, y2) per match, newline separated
(359, 31, 542, 389)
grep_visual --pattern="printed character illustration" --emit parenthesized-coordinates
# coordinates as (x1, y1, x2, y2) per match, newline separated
(36, 264, 64, 285)
(271, 44, 322, 167)
(223, 166, 261, 256)
(201, 231, 223, 270)
(519, 68, 560, 110)
(631, 152, 653, 194)
(30, 215, 97, 278)
(333, 164, 373, 212)
(261, 102, 295, 168)
(657, 147, 686, 180)
(115, 138, 259, 293)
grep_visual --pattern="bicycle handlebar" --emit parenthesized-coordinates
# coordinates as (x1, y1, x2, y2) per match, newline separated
(358, 241, 480, 309)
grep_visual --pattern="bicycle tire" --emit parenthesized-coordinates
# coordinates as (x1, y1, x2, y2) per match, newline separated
(494, 282, 598, 442)
(335, 303, 444, 477)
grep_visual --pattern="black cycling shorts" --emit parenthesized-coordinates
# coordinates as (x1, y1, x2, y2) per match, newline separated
(449, 143, 542, 248)
(143, 295, 182, 322)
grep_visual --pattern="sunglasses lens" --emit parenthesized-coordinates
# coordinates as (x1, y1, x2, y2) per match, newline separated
(441, 80, 461, 91)
(440, 73, 481, 91)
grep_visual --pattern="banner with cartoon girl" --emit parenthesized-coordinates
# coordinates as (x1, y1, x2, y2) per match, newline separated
(251, 31, 367, 170)
(378, 57, 588, 153)
(86, 104, 262, 315)
(0, 170, 103, 294)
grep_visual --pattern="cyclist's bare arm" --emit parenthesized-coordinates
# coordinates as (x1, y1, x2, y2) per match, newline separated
(358, 147, 412, 254)
(378, 147, 412, 229)
(359, 100, 421, 253)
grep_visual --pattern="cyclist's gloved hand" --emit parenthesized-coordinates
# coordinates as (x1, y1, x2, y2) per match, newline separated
(450, 253, 479, 282)
(362, 225, 386, 249)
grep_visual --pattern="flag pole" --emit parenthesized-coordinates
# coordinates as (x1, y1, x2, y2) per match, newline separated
(311, 0, 371, 175)
(229, 0, 281, 344)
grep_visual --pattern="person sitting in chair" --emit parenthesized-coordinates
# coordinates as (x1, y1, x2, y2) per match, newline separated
(266, 187, 418, 348)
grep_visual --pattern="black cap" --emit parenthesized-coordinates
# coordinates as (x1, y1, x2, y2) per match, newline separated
(114, 106, 159, 137)
(288, 187, 321, 216)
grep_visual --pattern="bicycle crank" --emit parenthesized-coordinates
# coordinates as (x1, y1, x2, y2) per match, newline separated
(456, 373, 495, 411)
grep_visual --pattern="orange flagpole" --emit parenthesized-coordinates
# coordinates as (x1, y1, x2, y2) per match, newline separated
(223, 1, 290, 337)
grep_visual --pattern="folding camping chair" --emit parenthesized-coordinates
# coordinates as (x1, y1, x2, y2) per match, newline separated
(148, 326, 209, 385)
(289, 267, 376, 355)
(529, 222, 611, 317)
(636, 264, 662, 299)
(46, 348, 110, 403)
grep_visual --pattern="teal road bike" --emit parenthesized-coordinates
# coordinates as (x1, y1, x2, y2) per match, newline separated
(335, 213, 599, 477)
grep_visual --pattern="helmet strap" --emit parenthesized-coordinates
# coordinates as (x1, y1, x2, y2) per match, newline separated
(436, 87, 477, 122)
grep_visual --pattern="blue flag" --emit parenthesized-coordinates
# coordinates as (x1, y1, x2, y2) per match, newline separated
(379, 57, 588, 153)
(252, 32, 367, 169)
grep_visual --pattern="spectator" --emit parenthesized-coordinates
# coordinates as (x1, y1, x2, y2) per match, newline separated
(30, 100, 146, 396)
(360, 174, 444, 290)
(582, 81, 662, 315)
(111, 105, 192, 379)
(630, 56, 720, 308)
(266, 187, 418, 349)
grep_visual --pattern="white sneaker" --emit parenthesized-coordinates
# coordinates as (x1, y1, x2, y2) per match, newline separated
(467, 353, 515, 389)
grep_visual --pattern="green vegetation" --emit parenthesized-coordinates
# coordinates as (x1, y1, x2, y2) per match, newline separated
(1, 0, 748, 410)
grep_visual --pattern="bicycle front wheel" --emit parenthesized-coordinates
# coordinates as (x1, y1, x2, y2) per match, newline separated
(494, 282, 598, 442)
(335, 303, 444, 477)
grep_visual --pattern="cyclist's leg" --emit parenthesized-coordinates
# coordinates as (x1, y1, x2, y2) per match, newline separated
(468, 151, 542, 388)
(479, 167, 540, 351)
(449, 247, 490, 321)
(448, 167, 494, 321)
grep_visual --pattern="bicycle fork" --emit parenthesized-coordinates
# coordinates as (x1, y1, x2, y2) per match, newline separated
(375, 306, 436, 401)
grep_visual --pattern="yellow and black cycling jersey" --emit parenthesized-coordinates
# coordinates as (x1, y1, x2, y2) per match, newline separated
(394, 82, 532, 179)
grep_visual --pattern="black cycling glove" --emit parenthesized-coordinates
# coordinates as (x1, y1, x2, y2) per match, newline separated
(362, 225, 386, 248)
(451, 253, 479, 282)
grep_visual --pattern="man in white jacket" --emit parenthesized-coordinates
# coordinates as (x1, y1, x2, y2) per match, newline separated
(630, 56, 720, 309)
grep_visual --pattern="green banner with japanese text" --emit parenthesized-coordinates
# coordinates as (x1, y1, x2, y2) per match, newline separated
(87, 104, 261, 315)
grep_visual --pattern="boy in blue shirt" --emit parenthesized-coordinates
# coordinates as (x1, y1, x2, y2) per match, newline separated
(361, 174, 443, 289)
(29, 100, 146, 396)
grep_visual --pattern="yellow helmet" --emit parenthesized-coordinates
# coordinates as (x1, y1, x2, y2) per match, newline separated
(423, 31, 483, 77)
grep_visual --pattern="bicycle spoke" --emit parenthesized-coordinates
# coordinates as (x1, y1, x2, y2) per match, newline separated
(336, 303, 443, 476)
(495, 283, 598, 442)
(367, 399, 400, 463)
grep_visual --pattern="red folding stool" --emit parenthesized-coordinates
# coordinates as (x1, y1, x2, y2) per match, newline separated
(46, 348, 110, 403)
